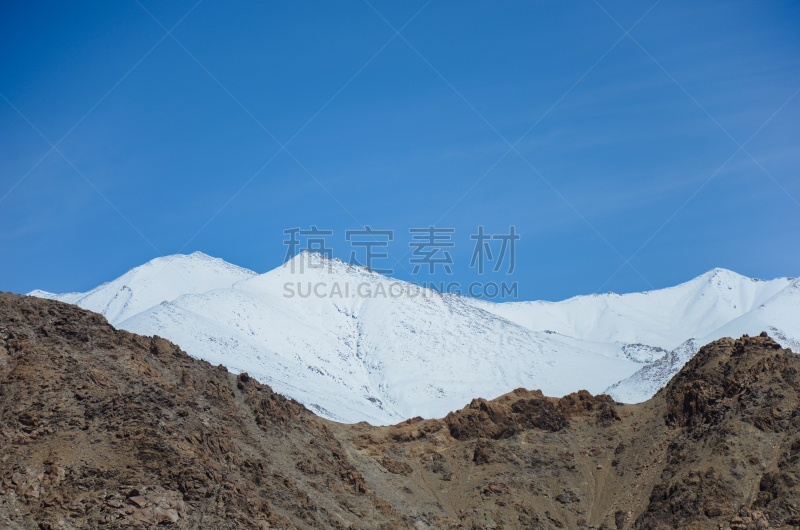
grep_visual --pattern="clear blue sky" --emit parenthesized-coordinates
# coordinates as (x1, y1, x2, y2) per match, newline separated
(2, 0, 799, 301)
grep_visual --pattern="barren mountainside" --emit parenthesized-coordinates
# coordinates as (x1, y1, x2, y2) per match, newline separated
(1, 292, 799, 529)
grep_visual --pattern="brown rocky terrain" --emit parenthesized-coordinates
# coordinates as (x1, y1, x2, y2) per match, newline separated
(0, 292, 798, 529)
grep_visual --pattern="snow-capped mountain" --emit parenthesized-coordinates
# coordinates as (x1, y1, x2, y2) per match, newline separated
(468, 268, 792, 351)
(30, 252, 256, 325)
(606, 276, 800, 402)
(29, 252, 798, 424)
(105, 253, 643, 424)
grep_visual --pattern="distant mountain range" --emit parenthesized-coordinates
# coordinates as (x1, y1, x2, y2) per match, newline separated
(30, 251, 799, 424)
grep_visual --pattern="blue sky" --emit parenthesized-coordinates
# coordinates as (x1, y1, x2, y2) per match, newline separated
(1, 0, 799, 301)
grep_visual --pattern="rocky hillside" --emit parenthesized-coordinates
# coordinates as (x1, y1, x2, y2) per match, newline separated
(1, 292, 798, 529)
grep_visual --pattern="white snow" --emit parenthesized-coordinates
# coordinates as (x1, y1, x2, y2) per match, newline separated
(468, 268, 792, 350)
(606, 276, 800, 402)
(29, 252, 798, 424)
(30, 252, 256, 325)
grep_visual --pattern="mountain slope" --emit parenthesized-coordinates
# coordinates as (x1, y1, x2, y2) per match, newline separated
(702, 277, 800, 350)
(0, 292, 408, 529)
(606, 278, 800, 402)
(118, 254, 642, 424)
(2, 293, 799, 529)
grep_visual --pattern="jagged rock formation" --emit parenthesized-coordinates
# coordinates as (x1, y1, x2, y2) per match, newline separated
(1, 293, 798, 529)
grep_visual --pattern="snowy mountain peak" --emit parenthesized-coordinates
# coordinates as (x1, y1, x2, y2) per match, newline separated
(696, 267, 795, 285)
(29, 252, 256, 325)
(696, 267, 756, 286)
(278, 250, 388, 279)
(468, 268, 794, 350)
(147, 251, 252, 271)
